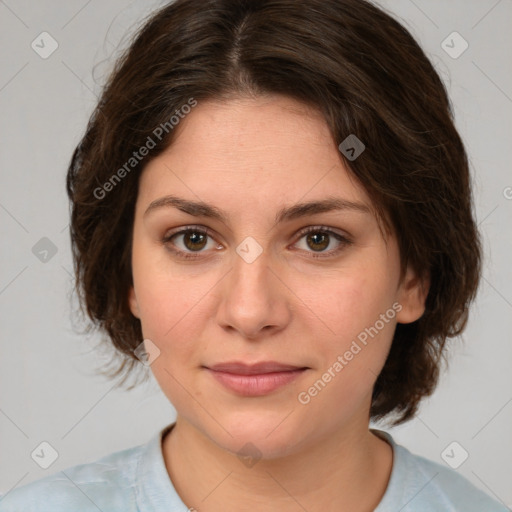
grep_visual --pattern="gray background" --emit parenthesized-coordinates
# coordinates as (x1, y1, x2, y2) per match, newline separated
(1, 0, 511, 507)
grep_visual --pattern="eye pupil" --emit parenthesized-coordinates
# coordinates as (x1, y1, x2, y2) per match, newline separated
(307, 232, 329, 251)
(185, 231, 207, 251)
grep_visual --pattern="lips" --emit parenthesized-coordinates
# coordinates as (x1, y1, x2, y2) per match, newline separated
(207, 361, 307, 375)
(205, 361, 309, 396)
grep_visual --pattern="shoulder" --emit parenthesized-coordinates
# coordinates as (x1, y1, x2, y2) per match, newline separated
(398, 446, 507, 511)
(375, 431, 508, 512)
(0, 442, 145, 512)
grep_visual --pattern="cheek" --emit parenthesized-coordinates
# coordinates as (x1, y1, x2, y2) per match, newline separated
(134, 273, 205, 410)
(131, 233, 199, 339)
(305, 264, 398, 382)
(316, 266, 396, 337)
(293, 273, 397, 427)
(131, 245, 192, 360)
(136, 276, 201, 349)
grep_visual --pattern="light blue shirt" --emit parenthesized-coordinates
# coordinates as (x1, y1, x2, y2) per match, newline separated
(0, 423, 507, 511)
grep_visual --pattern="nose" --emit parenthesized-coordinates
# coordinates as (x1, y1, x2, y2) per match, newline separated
(215, 243, 292, 340)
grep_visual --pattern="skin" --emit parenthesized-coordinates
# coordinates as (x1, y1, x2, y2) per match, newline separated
(128, 94, 429, 511)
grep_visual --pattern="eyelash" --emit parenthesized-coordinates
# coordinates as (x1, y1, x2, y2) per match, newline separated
(162, 225, 353, 261)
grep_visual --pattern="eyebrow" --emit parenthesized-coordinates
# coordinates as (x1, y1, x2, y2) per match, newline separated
(143, 194, 370, 225)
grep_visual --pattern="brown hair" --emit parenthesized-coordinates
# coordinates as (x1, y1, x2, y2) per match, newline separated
(66, 0, 481, 424)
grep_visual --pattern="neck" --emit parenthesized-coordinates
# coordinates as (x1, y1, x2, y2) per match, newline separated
(162, 417, 393, 512)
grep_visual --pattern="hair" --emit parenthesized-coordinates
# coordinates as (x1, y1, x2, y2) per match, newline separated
(66, 0, 481, 425)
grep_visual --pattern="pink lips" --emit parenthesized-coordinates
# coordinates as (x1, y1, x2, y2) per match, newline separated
(205, 361, 308, 396)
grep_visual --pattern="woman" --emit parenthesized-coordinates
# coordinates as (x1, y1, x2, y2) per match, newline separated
(0, 0, 506, 510)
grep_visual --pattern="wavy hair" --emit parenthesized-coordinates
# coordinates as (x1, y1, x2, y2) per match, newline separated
(66, 0, 481, 424)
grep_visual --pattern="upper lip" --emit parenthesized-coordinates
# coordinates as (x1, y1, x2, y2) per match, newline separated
(206, 361, 308, 375)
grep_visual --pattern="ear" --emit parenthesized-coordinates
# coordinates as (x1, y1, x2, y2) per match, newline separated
(128, 286, 140, 319)
(395, 265, 430, 324)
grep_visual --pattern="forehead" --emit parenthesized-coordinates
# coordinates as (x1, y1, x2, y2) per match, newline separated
(136, 95, 375, 221)
(169, 95, 339, 168)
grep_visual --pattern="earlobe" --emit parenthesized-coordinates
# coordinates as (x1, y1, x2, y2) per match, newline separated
(128, 286, 140, 319)
(395, 266, 430, 324)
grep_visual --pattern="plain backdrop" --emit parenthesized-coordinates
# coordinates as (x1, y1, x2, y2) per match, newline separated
(1, 0, 511, 507)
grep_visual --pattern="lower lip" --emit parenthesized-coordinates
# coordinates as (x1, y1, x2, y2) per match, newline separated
(206, 368, 307, 396)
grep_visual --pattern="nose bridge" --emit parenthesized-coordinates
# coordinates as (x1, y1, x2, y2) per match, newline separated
(230, 236, 275, 304)
(217, 235, 289, 337)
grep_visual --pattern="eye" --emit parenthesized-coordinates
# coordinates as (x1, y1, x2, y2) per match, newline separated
(162, 225, 352, 260)
(293, 226, 352, 258)
(162, 226, 221, 259)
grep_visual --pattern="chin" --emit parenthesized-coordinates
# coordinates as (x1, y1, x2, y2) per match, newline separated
(203, 409, 310, 461)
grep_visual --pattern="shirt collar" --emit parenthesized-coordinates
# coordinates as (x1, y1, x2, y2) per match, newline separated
(371, 428, 407, 511)
(135, 422, 189, 512)
(134, 424, 402, 511)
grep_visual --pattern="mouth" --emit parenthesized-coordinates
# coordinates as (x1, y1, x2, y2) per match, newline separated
(203, 361, 310, 396)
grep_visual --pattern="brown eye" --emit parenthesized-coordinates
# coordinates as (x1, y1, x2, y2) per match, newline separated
(162, 227, 220, 259)
(181, 231, 208, 251)
(294, 226, 352, 259)
(305, 232, 330, 252)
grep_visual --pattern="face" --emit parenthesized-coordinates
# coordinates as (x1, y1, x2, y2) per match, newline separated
(128, 95, 427, 458)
